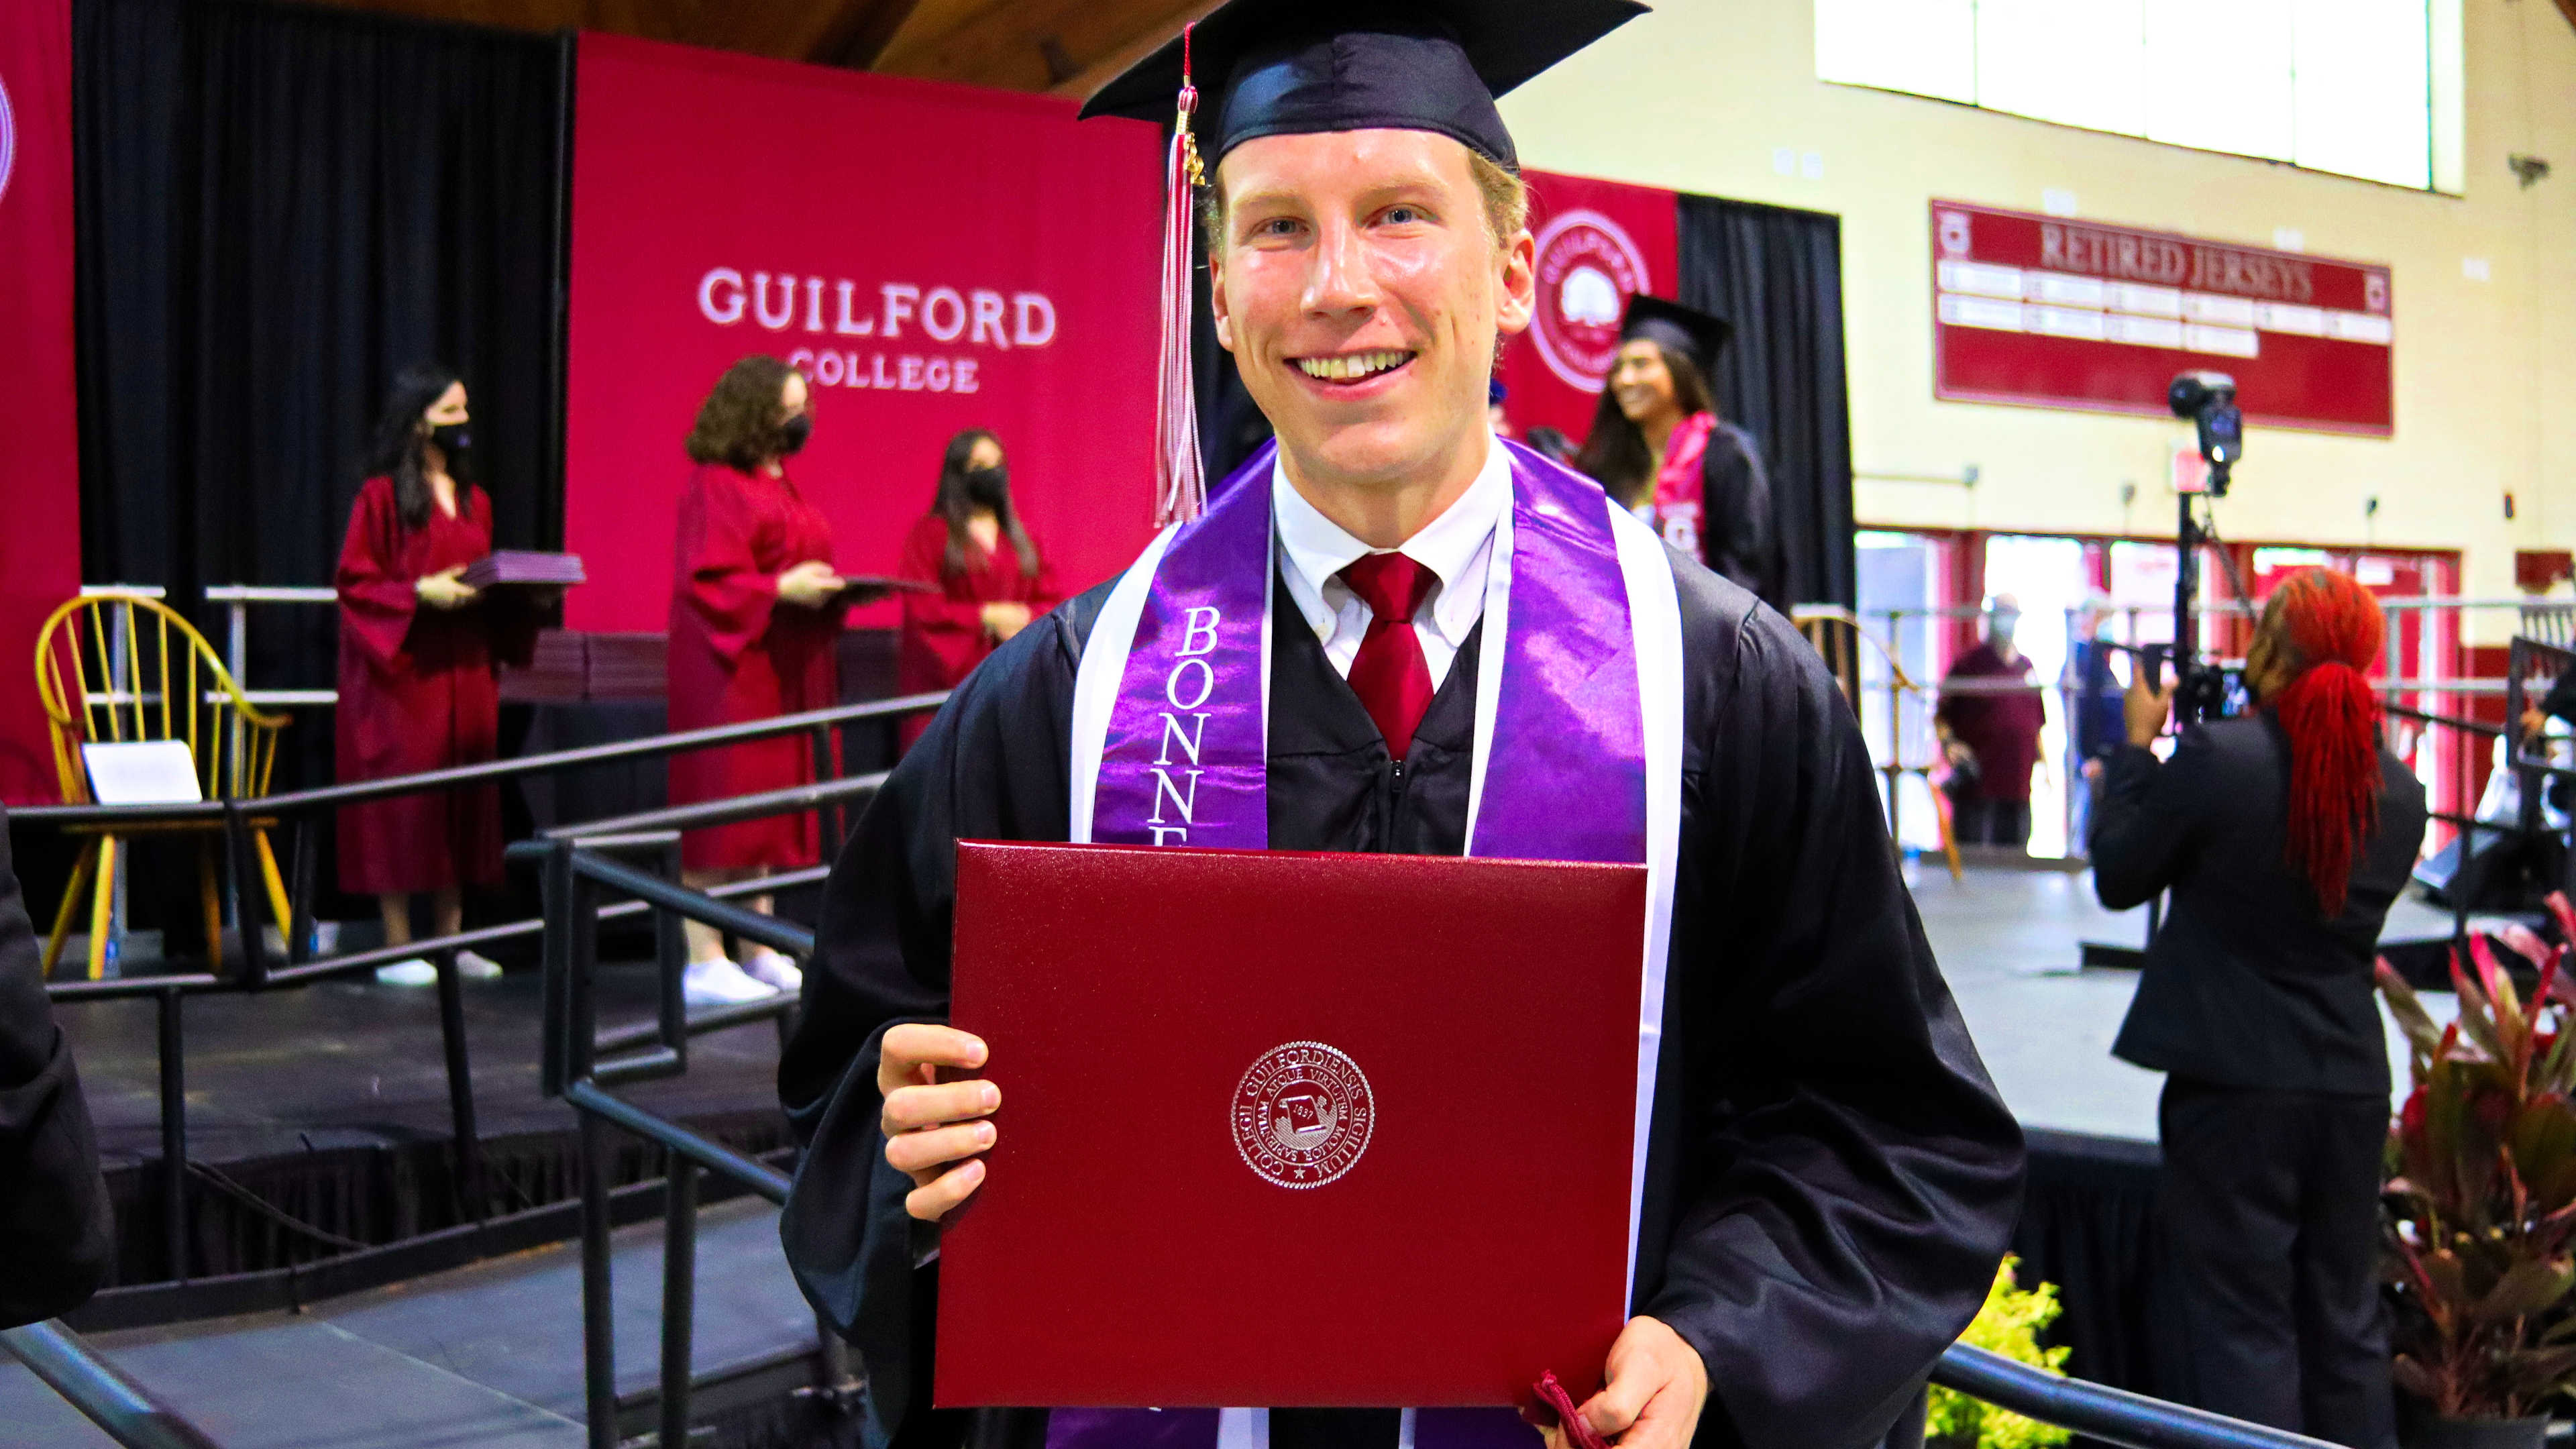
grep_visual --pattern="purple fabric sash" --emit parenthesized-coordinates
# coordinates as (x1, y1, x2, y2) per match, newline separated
(1057, 440, 1647, 1448)
(1091, 438, 1644, 863)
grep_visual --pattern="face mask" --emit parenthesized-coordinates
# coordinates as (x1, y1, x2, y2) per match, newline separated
(777, 413, 814, 457)
(1988, 612, 2019, 645)
(964, 464, 1010, 508)
(429, 422, 476, 480)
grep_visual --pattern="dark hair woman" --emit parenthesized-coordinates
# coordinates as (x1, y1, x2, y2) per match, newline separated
(335, 364, 531, 985)
(667, 356, 847, 1006)
(1574, 296, 1784, 608)
(2091, 567, 2428, 1444)
(894, 429, 1063, 749)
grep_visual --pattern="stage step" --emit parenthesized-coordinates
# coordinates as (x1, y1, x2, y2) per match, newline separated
(1, 1197, 830, 1448)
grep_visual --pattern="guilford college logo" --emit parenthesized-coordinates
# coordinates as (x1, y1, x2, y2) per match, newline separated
(1530, 208, 1648, 392)
(1231, 1041, 1375, 1189)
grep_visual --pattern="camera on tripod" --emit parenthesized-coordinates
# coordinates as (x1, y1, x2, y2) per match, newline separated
(2161, 371, 2246, 722)
(2169, 371, 2243, 498)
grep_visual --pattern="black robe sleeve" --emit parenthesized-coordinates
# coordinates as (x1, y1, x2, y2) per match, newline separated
(1697, 425, 1780, 609)
(1638, 577, 2024, 1449)
(2088, 733, 2219, 910)
(0, 808, 117, 1330)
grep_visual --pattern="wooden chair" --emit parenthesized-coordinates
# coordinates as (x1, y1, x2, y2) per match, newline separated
(33, 592, 296, 979)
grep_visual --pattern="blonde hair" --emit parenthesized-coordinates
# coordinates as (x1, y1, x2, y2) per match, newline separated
(1201, 146, 1529, 252)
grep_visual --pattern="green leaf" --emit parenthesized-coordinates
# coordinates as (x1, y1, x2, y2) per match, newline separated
(2471, 1258, 2575, 1323)
(2391, 1354, 2442, 1403)
(2502, 1344, 2576, 1398)
(2382, 961, 2449, 1063)
(2418, 1247, 2471, 1307)
(2515, 1098, 2576, 1210)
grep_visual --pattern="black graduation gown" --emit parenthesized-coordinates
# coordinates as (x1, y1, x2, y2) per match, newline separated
(0, 807, 115, 1330)
(1698, 421, 1782, 612)
(778, 550, 2025, 1449)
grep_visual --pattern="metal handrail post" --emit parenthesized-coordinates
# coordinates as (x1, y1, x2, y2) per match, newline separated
(539, 839, 576, 1099)
(0, 1320, 224, 1449)
(810, 722, 838, 858)
(286, 818, 317, 967)
(578, 1109, 618, 1449)
(659, 1156, 700, 1449)
(431, 946, 487, 1222)
(156, 987, 187, 1282)
(223, 804, 268, 989)
(657, 837, 688, 1074)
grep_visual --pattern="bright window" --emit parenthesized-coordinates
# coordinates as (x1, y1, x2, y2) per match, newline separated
(1814, 0, 2463, 193)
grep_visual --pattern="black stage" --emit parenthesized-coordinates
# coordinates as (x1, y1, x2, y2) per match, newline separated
(56, 959, 798, 1310)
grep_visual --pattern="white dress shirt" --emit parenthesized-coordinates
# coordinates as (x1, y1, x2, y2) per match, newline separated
(1271, 433, 1509, 690)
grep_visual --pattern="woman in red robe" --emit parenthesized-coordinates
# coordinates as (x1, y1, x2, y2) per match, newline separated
(895, 429, 1063, 749)
(667, 356, 849, 1004)
(336, 364, 531, 985)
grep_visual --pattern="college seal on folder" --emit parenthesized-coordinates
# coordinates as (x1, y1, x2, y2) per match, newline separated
(1231, 1041, 1375, 1189)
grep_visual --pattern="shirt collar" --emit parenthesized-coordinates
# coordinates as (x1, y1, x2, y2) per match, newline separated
(1271, 431, 1510, 638)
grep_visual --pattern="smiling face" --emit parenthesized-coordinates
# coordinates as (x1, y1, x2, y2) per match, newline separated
(1608, 340, 1678, 427)
(1207, 129, 1534, 503)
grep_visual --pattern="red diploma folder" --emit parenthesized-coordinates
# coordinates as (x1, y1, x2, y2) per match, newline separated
(936, 841, 1646, 1410)
(459, 550, 586, 588)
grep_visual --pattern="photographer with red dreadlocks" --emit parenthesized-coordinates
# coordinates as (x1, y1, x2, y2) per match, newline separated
(2092, 566, 2427, 1448)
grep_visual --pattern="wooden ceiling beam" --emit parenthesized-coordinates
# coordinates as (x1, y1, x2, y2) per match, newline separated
(870, 0, 1214, 95)
(810, 0, 928, 69)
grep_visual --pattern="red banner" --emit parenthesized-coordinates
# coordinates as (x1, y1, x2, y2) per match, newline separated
(1931, 200, 2395, 436)
(0, 0, 79, 804)
(1493, 170, 1678, 447)
(564, 35, 1164, 632)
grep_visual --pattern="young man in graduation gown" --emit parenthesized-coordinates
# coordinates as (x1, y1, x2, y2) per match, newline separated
(777, 5, 2025, 1447)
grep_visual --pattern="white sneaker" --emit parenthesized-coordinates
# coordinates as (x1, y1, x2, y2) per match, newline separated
(740, 948, 804, 994)
(684, 957, 778, 1007)
(455, 950, 504, 981)
(375, 959, 437, 987)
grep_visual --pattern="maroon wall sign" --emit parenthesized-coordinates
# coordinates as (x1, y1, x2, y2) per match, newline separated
(1931, 200, 2394, 437)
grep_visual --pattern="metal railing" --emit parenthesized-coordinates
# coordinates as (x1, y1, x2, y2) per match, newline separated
(200, 584, 341, 708)
(0, 1319, 221, 1449)
(1822, 594, 2545, 859)
(521, 788, 857, 1449)
(521, 792, 2347, 1449)
(1929, 1344, 2335, 1448)
(11, 690, 945, 1287)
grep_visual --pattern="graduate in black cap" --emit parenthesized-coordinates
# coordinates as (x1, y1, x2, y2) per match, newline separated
(777, 4, 2021, 1448)
(1576, 297, 1784, 609)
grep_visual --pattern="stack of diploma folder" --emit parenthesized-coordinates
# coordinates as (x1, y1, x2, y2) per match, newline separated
(461, 551, 587, 588)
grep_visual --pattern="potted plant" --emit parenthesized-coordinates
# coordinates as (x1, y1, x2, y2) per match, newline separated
(2378, 892, 2576, 1448)
(1927, 1255, 2072, 1449)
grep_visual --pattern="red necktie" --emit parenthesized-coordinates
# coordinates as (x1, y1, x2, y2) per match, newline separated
(1340, 552, 1438, 761)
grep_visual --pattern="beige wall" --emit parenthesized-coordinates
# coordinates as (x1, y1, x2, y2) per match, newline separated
(1500, 0, 2576, 631)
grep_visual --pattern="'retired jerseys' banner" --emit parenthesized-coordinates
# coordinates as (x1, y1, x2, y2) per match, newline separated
(1493, 170, 1678, 449)
(564, 34, 1163, 631)
(0, 0, 79, 804)
(1931, 199, 2395, 437)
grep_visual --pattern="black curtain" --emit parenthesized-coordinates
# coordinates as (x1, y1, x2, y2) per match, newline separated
(72, 0, 566, 720)
(1675, 195, 1856, 608)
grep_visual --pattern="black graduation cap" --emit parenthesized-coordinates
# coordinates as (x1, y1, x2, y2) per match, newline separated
(1619, 294, 1732, 380)
(1081, 0, 1648, 170)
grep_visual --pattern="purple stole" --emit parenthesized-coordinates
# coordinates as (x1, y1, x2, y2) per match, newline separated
(1057, 439, 1684, 1449)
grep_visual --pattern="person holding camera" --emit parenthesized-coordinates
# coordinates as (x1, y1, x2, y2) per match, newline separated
(2092, 567, 2427, 1447)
